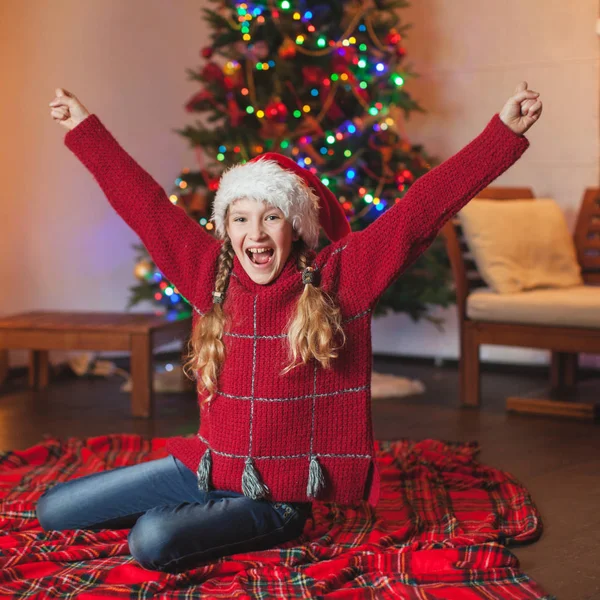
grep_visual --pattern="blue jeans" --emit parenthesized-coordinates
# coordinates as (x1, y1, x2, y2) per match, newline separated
(35, 454, 311, 573)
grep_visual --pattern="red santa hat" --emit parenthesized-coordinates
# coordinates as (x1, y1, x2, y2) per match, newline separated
(211, 152, 351, 249)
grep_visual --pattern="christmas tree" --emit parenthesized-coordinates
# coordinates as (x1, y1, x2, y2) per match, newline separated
(129, 0, 454, 328)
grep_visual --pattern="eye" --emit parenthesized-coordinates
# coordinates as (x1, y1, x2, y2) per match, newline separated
(232, 215, 279, 223)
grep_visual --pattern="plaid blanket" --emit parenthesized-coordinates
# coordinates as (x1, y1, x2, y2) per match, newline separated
(0, 434, 553, 599)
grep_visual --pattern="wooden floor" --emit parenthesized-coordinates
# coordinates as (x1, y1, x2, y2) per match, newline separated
(1, 354, 598, 600)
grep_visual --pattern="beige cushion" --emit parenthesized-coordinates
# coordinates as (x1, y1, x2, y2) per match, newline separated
(458, 199, 583, 293)
(467, 285, 600, 329)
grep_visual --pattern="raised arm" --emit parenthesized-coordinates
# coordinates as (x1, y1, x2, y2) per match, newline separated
(51, 89, 221, 313)
(324, 83, 542, 314)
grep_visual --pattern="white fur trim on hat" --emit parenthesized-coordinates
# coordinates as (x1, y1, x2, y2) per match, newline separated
(211, 158, 321, 249)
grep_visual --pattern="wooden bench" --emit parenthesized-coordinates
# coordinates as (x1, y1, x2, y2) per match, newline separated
(441, 187, 600, 420)
(0, 311, 192, 418)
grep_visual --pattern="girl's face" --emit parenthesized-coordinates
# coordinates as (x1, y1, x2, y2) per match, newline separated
(226, 198, 299, 285)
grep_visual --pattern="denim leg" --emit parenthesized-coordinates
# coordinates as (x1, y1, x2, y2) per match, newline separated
(128, 491, 309, 573)
(36, 455, 203, 531)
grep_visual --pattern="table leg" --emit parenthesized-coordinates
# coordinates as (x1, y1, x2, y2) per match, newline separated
(29, 350, 50, 390)
(130, 334, 153, 418)
(0, 350, 8, 387)
(550, 351, 578, 389)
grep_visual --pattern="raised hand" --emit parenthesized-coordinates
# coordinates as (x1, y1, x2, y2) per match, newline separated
(499, 81, 543, 136)
(49, 88, 91, 131)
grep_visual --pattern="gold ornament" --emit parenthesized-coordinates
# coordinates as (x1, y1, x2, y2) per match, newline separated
(223, 60, 241, 76)
(134, 259, 153, 281)
(278, 37, 297, 59)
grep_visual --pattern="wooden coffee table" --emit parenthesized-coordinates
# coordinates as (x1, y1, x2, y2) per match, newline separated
(0, 311, 192, 418)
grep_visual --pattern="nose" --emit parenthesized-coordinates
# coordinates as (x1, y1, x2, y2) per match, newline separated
(249, 218, 268, 240)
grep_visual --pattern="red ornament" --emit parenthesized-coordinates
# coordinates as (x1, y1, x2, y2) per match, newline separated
(226, 94, 244, 127)
(185, 89, 216, 112)
(200, 62, 225, 87)
(265, 100, 288, 122)
(278, 38, 296, 59)
(302, 66, 326, 85)
(396, 46, 406, 59)
(201, 46, 214, 59)
(385, 31, 402, 46)
(223, 69, 244, 91)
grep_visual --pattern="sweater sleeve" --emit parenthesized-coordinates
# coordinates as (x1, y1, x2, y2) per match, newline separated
(328, 113, 530, 313)
(64, 114, 221, 313)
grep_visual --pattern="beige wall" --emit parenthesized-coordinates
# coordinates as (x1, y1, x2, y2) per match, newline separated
(0, 0, 598, 368)
(373, 0, 600, 367)
(0, 0, 208, 366)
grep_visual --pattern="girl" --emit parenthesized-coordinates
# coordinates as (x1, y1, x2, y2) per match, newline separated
(37, 83, 542, 573)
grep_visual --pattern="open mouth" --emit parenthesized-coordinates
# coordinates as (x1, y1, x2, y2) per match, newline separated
(246, 248, 275, 267)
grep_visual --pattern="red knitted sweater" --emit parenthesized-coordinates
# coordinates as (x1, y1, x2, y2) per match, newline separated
(65, 114, 529, 507)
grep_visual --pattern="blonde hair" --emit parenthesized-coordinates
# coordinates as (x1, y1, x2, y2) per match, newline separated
(182, 233, 346, 406)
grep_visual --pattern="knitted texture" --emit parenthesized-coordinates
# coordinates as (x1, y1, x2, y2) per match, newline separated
(65, 114, 529, 507)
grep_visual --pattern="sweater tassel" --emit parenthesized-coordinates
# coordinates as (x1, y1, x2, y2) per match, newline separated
(196, 448, 212, 492)
(242, 457, 270, 499)
(307, 455, 325, 499)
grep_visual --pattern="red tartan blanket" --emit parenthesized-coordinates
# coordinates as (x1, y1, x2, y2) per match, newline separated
(0, 435, 553, 599)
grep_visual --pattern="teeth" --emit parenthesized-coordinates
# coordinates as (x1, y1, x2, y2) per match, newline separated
(247, 248, 272, 253)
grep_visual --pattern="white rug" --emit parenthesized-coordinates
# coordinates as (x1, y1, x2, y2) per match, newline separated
(68, 352, 426, 399)
(120, 367, 189, 393)
(370, 371, 425, 399)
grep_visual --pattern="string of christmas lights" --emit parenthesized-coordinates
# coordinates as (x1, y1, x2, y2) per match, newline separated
(132, 0, 436, 318)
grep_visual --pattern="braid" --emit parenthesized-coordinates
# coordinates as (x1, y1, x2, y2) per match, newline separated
(294, 239, 312, 272)
(213, 236, 235, 304)
(281, 238, 346, 376)
(182, 235, 235, 405)
(184, 233, 345, 398)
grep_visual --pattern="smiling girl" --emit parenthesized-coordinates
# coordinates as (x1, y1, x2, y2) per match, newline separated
(37, 83, 542, 573)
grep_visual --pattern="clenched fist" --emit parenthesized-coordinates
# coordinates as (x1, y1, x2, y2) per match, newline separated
(499, 81, 543, 136)
(49, 88, 90, 131)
